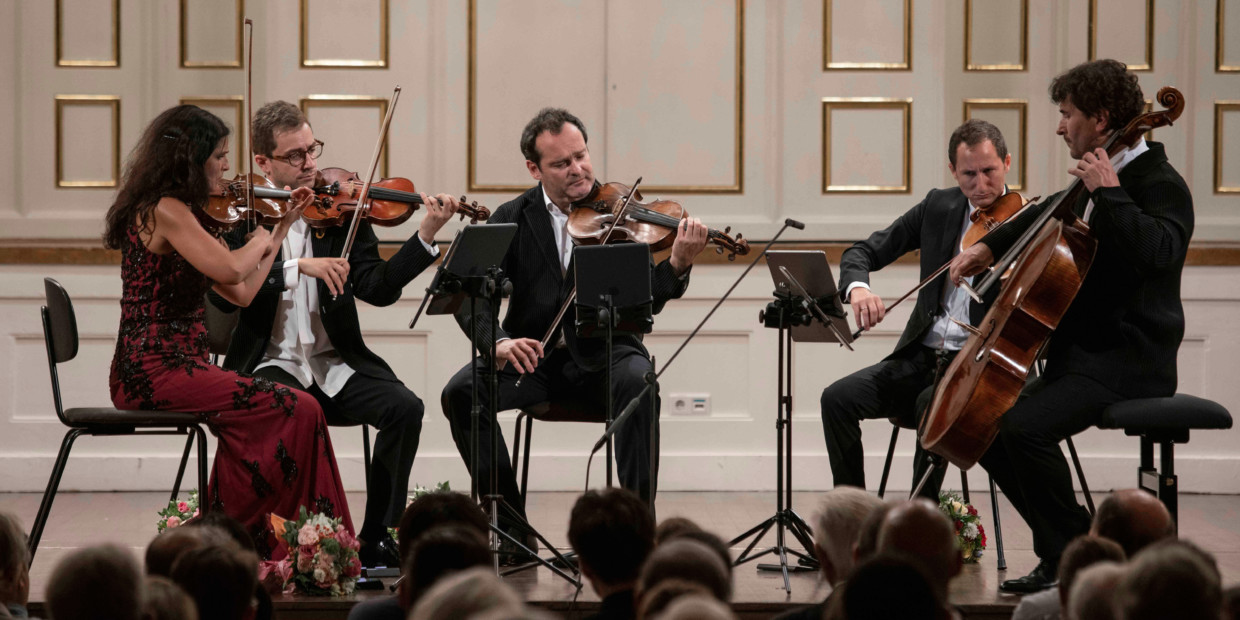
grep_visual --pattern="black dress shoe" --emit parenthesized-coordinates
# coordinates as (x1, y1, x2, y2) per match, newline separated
(359, 535, 401, 569)
(1000, 559, 1059, 593)
(497, 528, 539, 567)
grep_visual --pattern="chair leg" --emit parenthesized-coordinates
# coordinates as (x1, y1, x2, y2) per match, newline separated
(362, 425, 373, 483)
(989, 475, 1006, 571)
(877, 425, 900, 499)
(1065, 436, 1095, 517)
(519, 415, 534, 501)
(511, 411, 527, 474)
(1158, 440, 1179, 532)
(28, 429, 83, 564)
(195, 426, 210, 513)
(170, 431, 195, 502)
(960, 469, 970, 504)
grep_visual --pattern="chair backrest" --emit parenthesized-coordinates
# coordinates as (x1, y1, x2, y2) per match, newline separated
(43, 278, 78, 363)
(202, 294, 238, 358)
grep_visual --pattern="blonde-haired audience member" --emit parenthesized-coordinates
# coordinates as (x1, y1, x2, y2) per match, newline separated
(636, 579, 714, 620)
(142, 575, 198, 620)
(408, 567, 523, 620)
(1065, 562, 1125, 620)
(638, 538, 731, 604)
(1012, 535, 1126, 620)
(659, 594, 737, 620)
(0, 512, 31, 620)
(1114, 539, 1222, 620)
(45, 543, 144, 620)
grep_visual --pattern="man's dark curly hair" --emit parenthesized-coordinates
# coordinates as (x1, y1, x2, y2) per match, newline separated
(1049, 59, 1145, 132)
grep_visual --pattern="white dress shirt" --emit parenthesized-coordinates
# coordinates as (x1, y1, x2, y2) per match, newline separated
(1082, 137, 1147, 224)
(543, 187, 572, 274)
(256, 218, 437, 397)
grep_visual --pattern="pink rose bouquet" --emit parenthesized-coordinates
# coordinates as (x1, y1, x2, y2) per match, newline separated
(272, 507, 361, 596)
(155, 489, 200, 533)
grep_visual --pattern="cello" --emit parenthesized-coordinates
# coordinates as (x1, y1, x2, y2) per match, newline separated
(919, 87, 1185, 469)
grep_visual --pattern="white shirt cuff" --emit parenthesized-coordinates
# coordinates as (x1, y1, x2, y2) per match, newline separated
(844, 281, 869, 301)
(282, 259, 301, 290)
(418, 234, 439, 256)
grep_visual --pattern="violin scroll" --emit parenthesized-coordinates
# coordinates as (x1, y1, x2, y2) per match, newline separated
(456, 196, 491, 224)
(711, 226, 750, 261)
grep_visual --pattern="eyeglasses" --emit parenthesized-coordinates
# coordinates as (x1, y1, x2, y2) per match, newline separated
(270, 140, 324, 167)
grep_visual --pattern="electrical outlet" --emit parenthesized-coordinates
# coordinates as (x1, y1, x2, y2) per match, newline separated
(668, 393, 711, 415)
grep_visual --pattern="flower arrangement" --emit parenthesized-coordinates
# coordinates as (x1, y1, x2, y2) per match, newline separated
(268, 507, 362, 596)
(156, 490, 200, 533)
(938, 491, 987, 564)
(388, 481, 453, 540)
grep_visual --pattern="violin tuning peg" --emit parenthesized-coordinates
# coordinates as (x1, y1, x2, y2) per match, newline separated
(724, 226, 731, 235)
(715, 247, 723, 254)
(727, 252, 738, 262)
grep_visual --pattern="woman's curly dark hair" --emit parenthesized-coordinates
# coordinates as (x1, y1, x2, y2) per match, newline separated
(1049, 59, 1145, 132)
(103, 105, 230, 249)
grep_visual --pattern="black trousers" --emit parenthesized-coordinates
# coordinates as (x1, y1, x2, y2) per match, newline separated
(980, 373, 1121, 562)
(441, 347, 659, 524)
(819, 344, 950, 500)
(254, 366, 424, 541)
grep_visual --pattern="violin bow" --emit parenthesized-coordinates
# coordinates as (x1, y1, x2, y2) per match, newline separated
(340, 85, 401, 261)
(243, 18, 256, 233)
(513, 177, 643, 387)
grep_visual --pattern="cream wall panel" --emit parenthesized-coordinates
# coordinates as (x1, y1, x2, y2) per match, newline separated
(824, 0, 910, 69)
(180, 0, 243, 68)
(57, 0, 119, 67)
(1218, 104, 1240, 192)
(1091, 0, 1154, 70)
(965, 0, 1026, 71)
(301, 0, 387, 68)
(1223, 0, 1240, 70)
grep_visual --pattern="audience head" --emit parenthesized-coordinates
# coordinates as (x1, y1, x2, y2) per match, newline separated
(1115, 539, 1222, 620)
(0, 512, 30, 607)
(146, 526, 209, 577)
(853, 501, 894, 564)
(811, 486, 883, 586)
(1223, 584, 1240, 620)
(1089, 489, 1174, 558)
(654, 517, 702, 546)
(1055, 535, 1126, 610)
(397, 490, 489, 561)
(186, 511, 259, 553)
(45, 543, 145, 620)
(399, 523, 491, 610)
(662, 528, 733, 583)
(825, 553, 944, 620)
(1066, 561, 1126, 620)
(636, 579, 714, 620)
(659, 593, 737, 620)
(876, 499, 961, 598)
(567, 488, 656, 596)
(639, 538, 731, 604)
(408, 566, 524, 620)
(143, 575, 199, 620)
(170, 541, 260, 620)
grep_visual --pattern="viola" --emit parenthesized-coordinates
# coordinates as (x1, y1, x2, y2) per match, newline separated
(301, 167, 491, 228)
(961, 192, 1037, 249)
(566, 181, 749, 260)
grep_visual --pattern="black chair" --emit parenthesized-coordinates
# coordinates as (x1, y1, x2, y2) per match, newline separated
(29, 278, 210, 563)
(1098, 394, 1233, 530)
(511, 399, 608, 500)
(199, 296, 373, 479)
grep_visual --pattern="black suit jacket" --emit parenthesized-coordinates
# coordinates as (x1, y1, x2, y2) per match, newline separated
(979, 142, 1192, 397)
(454, 184, 689, 372)
(209, 220, 438, 382)
(839, 186, 998, 358)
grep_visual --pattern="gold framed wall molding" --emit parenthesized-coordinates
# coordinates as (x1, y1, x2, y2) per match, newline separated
(1221, 0, 1240, 72)
(824, 0, 912, 70)
(299, 0, 389, 68)
(54, 95, 121, 188)
(466, 0, 745, 194)
(821, 98, 912, 193)
(180, 0, 245, 68)
(180, 96, 244, 158)
(1216, 101, 1240, 194)
(1088, 0, 1154, 71)
(300, 95, 390, 177)
(55, 0, 120, 67)
(964, 0, 1028, 71)
(962, 99, 1027, 190)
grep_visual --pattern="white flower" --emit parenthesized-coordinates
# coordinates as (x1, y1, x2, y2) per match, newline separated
(951, 501, 964, 513)
(313, 568, 327, 583)
(962, 522, 979, 540)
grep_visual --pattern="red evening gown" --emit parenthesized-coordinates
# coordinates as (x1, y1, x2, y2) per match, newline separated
(109, 225, 353, 560)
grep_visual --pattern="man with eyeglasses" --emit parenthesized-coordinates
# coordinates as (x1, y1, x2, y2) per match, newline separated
(210, 100, 459, 568)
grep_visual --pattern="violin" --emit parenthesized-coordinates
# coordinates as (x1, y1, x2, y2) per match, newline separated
(301, 167, 490, 228)
(200, 173, 297, 233)
(566, 181, 749, 260)
(961, 191, 1037, 248)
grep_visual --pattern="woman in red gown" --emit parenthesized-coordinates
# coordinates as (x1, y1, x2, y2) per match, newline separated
(104, 105, 353, 559)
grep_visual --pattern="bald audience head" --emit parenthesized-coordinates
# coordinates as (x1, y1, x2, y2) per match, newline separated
(876, 499, 961, 598)
(1067, 561, 1126, 620)
(812, 486, 883, 586)
(1089, 489, 1174, 557)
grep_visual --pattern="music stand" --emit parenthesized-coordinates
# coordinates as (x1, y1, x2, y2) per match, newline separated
(409, 223, 579, 586)
(573, 243, 654, 487)
(730, 250, 852, 593)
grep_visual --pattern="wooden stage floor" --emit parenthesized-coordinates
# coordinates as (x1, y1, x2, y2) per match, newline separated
(3, 490, 1238, 619)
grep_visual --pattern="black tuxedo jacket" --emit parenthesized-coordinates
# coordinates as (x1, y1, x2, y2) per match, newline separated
(979, 142, 1192, 397)
(839, 186, 999, 358)
(454, 184, 690, 372)
(209, 220, 438, 382)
